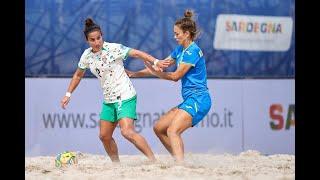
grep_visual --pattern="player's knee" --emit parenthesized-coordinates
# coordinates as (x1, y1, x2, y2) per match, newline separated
(167, 126, 179, 136)
(153, 123, 161, 135)
(99, 133, 112, 142)
(121, 128, 135, 140)
(153, 123, 167, 135)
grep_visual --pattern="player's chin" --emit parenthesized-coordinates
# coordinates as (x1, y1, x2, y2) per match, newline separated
(93, 47, 100, 52)
(176, 40, 182, 45)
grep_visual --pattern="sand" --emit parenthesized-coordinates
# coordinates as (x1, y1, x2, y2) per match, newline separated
(25, 150, 294, 180)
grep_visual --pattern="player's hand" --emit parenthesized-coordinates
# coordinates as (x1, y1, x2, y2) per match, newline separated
(156, 59, 171, 69)
(144, 61, 157, 75)
(61, 96, 70, 109)
(125, 69, 135, 78)
(153, 65, 163, 72)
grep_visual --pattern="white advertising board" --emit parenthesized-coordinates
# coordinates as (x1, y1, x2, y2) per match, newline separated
(214, 14, 293, 51)
(242, 80, 295, 155)
(25, 78, 294, 156)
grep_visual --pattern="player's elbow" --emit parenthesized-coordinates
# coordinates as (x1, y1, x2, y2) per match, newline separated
(171, 75, 180, 82)
(172, 77, 179, 82)
(129, 49, 142, 58)
(74, 69, 85, 80)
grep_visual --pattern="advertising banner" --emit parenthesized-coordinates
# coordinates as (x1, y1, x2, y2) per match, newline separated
(242, 80, 295, 155)
(25, 78, 294, 156)
(214, 14, 293, 51)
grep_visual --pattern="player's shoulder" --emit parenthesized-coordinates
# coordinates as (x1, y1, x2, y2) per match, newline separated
(83, 48, 91, 54)
(188, 43, 203, 57)
(190, 43, 201, 52)
(184, 44, 198, 56)
(81, 48, 92, 58)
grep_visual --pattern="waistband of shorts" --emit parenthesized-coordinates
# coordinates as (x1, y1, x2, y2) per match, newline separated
(182, 88, 210, 99)
(103, 95, 137, 104)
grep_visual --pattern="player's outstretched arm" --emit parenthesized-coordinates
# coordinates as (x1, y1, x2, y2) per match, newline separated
(125, 68, 153, 78)
(61, 68, 85, 109)
(128, 49, 171, 69)
(125, 65, 166, 78)
(144, 61, 191, 82)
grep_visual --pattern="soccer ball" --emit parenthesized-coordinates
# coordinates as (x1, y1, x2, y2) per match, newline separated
(55, 151, 78, 168)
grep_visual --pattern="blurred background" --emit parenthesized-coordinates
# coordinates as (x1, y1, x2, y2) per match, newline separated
(25, 0, 294, 78)
(25, 0, 295, 156)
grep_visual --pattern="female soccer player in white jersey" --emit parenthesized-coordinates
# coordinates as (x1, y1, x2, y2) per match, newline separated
(60, 18, 170, 163)
(128, 9, 212, 163)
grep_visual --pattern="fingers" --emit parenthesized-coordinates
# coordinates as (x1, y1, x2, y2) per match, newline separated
(125, 69, 133, 77)
(144, 62, 155, 74)
(144, 61, 154, 71)
(153, 66, 163, 72)
(157, 59, 171, 68)
(144, 61, 152, 68)
(61, 96, 70, 109)
(61, 101, 66, 109)
(127, 72, 133, 77)
(163, 59, 171, 65)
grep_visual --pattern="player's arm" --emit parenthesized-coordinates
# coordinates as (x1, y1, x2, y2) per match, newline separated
(125, 68, 153, 78)
(144, 61, 191, 82)
(163, 56, 176, 67)
(128, 49, 171, 68)
(126, 56, 176, 78)
(61, 68, 85, 109)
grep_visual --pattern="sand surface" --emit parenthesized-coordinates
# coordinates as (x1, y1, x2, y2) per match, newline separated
(25, 150, 294, 180)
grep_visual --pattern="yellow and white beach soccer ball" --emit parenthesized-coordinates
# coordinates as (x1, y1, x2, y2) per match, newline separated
(55, 151, 78, 168)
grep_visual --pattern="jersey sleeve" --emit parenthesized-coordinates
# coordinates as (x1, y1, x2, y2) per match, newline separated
(181, 48, 203, 67)
(169, 46, 179, 62)
(78, 50, 90, 70)
(114, 43, 131, 61)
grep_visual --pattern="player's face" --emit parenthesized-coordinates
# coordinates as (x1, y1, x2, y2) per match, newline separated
(174, 25, 190, 46)
(87, 30, 103, 52)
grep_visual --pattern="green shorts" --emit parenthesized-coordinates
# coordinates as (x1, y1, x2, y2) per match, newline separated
(100, 95, 137, 122)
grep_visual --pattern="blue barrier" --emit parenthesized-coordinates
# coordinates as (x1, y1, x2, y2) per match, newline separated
(25, 0, 295, 78)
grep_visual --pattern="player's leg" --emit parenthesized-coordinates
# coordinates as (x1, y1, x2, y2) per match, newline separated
(167, 109, 192, 163)
(168, 93, 212, 163)
(153, 107, 180, 156)
(99, 120, 119, 162)
(99, 101, 119, 162)
(118, 118, 156, 161)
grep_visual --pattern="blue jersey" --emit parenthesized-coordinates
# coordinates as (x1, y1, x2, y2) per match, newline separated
(170, 42, 208, 99)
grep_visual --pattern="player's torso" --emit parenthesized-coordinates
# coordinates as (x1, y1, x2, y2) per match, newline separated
(86, 48, 123, 80)
(175, 44, 208, 97)
(85, 44, 136, 102)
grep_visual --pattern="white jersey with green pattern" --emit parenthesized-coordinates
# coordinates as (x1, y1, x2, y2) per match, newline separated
(78, 41, 136, 103)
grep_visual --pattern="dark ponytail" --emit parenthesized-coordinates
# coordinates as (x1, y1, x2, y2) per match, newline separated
(83, 18, 102, 40)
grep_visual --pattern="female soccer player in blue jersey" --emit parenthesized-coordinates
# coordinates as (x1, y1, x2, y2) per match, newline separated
(60, 18, 170, 163)
(128, 9, 212, 163)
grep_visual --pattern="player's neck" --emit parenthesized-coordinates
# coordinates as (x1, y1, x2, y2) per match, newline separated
(182, 40, 193, 49)
(91, 46, 103, 53)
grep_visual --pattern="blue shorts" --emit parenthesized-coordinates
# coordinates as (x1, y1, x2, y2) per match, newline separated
(177, 92, 212, 126)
